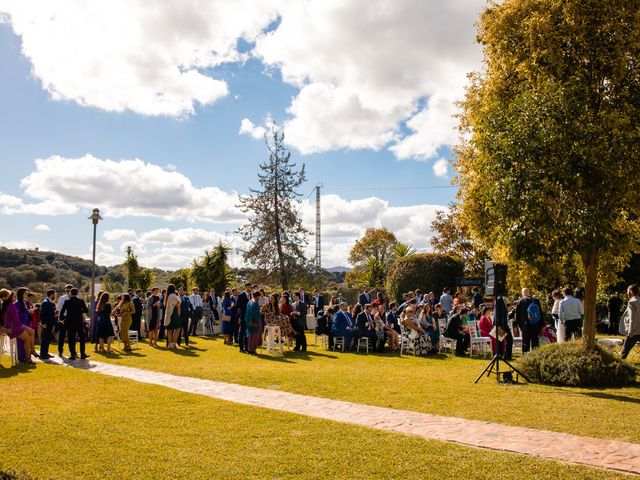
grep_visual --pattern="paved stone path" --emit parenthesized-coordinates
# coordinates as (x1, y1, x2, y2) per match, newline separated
(44, 357, 640, 475)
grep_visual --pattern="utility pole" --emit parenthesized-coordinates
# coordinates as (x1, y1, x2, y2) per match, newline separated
(315, 183, 322, 289)
(88, 208, 102, 309)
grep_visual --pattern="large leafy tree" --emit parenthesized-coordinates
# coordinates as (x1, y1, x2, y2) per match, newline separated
(123, 247, 155, 291)
(347, 228, 400, 288)
(456, 0, 640, 348)
(191, 241, 235, 293)
(238, 127, 310, 290)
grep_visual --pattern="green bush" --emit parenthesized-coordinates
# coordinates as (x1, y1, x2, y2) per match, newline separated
(385, 253, 463, 303)
(518, 342, 637, 387)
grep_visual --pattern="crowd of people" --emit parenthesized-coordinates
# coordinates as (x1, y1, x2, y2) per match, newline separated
(2, 280, 640, 365)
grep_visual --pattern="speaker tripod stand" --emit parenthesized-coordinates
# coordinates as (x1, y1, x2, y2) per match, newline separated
(474, 351, 530, 384)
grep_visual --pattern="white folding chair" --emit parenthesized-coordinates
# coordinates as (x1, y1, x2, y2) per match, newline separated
(356, 337, 370, 353)
(333, 336, 346, 352)
(261, 325, 283, 355)
(510, 320, 522, 356)
(399, 326, 415, 356)
(468, 320, 492, 357)
(1, 334, 18, 367)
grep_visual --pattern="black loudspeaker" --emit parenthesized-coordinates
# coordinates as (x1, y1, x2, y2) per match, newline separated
(485, 261, 507, 296)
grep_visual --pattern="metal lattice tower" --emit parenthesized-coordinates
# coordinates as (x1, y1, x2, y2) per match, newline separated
(315, 183, 322, 288)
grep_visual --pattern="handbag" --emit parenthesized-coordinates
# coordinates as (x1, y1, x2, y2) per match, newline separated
(222, 314, 231, 322)
(249, 320, 258, 328)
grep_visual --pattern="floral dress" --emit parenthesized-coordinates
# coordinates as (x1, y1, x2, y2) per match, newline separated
(403, 315, 433, 356)
(263, 304, 296, 340)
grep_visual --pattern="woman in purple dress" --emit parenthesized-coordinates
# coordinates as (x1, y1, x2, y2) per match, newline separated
(1, 289, 36, 364)
(16, 287, 38, 361)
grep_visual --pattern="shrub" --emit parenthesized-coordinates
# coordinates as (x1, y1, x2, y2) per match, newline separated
(385, 253, 463, 303)
(518, 342, 637, 387)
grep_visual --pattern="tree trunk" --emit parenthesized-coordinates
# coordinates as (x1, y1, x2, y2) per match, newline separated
(273, 164, 288, 290)
(581, 248, 599, 350)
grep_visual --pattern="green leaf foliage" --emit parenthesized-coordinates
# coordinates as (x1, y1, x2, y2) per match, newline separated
(385, 254, 464, 303)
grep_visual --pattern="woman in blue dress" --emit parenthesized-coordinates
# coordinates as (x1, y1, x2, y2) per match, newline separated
(221, 290, 234, 345)
(421, 303, 440, 353)
(96, 292, 115, 353)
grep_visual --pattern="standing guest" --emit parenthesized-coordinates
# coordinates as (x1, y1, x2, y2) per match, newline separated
(146, 288, 161, 347)
(131, 290, 143, 338)
(515, 288, 543, 354)
(559, 287, 584, 342)
(471, 287, 483, 309)
(115, 294, 135, 352)
(291, 292, 308, 352)
(221, 290, 234, 345)
(608, 292, 623, 335)
(30, 300, 41, 344)
(39, 289, 57, 359)
(235, 284, 252, 353)
(245, 291, 263, 354)
(208, 288, 220, 324)
(1, 289, 36, 364)
(59, 288, 89, 360)
(312, 289, 325, 316)
(377, 304, 399, 351)
(333, 302, 356, 351)
(177, 288, 193, 347)
(358, 288, 374, 306)
(188, 288, 203, 336)
(163, 285, 181, 351)
(440, 288, 453, 316)
(621, 284, 640, 359)
(444, 307, 470, 356)
(315, 307, 335, 350)
(90, 290, 103, 352)
(95, 292, 115, 353)
(551, 290, 565, 343)
(56, 284, 73, 357)
(299, 287, 311, 306)
(356, 304, 379, 351)
(201, 292, 212, 335)
(158, 288, 167, 341)
(16, 287, 36, 361)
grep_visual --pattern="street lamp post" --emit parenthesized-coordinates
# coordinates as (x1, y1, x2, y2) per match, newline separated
(88, 208, 103, 308)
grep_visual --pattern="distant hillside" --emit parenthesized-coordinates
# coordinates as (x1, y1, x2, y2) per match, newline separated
(326, 266, 352, 273)
(0, 247, 169, 297)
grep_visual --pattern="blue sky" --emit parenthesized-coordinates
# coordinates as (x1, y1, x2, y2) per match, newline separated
(0, 1, 482, 269)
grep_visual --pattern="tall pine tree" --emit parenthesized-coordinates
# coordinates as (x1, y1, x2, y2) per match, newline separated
(238, 127, 310, 290)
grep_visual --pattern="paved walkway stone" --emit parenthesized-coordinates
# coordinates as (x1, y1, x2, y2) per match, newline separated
(43, 357, 640, 475)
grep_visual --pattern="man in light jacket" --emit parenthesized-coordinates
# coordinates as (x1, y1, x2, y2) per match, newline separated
(621, 284, 640, 359)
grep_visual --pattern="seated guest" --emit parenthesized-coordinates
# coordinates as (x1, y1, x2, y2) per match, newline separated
(444, 307, 471, 356)
(356, 304, 379, 351)
(478, 306, 497, 354)
(469, 307, 481, 322)
(372, 292, 385, 307)
(332, 302, 356, 351)
(401, 306, 433, 355)
(376, 304, 399, 351)
(432, 304, 446, 335)
(1, 289, 36, 364)
(315, 308, 335, 349)
(386, 302, 401, 334)
(419, 303, 440, 353)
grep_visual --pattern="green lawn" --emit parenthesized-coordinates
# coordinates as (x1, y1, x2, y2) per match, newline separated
(50, 333, 640, 443)
(0, 363, 629, 480)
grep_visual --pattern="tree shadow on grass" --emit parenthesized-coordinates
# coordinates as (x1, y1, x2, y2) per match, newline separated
(579, 391, 640, 404)
(254, 353, 296, 364)
(283, 350, 339, 361)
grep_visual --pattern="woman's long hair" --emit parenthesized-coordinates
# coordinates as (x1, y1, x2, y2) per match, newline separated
(270, 293, 280, 315)
(97, 292, 110, 313)
(165, 284, 176, 306)
(17, 287, 28, 311)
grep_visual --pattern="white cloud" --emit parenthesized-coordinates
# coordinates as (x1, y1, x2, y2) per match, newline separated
(103, 229, 137, 242)
(0, 240, 41, 250)
(0, 0, 282, 116)
(34, 224, 50, 231)
(1, 155, 244, 223)
(255, 0, 483, 159)
(239, 118, 266, 140)
(432, 158, 449, 178)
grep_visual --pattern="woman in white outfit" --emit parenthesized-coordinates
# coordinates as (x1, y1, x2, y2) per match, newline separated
(551, 290, 564, 343)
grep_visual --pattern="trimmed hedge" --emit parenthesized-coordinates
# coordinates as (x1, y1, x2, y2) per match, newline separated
(518, 342, 637, 387)
(385, 253, 463, 303)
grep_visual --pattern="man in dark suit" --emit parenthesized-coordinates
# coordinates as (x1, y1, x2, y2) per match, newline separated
(356, 304, 379, 351)
(177, 288, 193, 346)
(312, 289, 325, 316)
(358, 288, 374, 306)
(291, 292, 308, 351)
(315, 307, 334, 349)
(55, 284, 73, 356)
(59, 288, 89, 360)
(443, 307, 470, 357)
(39, 289, 56, 359)
(386, 302, 401, 334)
(235, 283, 252, 353)
(515, 288, 543, 354)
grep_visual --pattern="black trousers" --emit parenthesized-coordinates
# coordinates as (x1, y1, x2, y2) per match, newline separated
(131, 314, 141, 336)
(356, 331, 378, 351)
(238, 319, 247, 351)
(189, 308, 203, 335)
(316, 327, 333, 349)
(522, 324, 541, 353)
(450, 331, 470, 355)
(56, 322, 67, 355)
(564, 319, 582, 342)
(177, 317, 190, 346)
(67, 324, 85, 357)
(621, 335, 640, 359)
(293, 323, 307, 351)
(40, 322, 55, 357)
(609, 315, 621, 335)
(499, 331, 514, 360)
